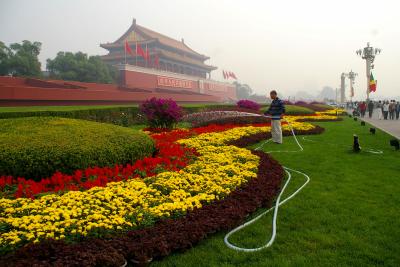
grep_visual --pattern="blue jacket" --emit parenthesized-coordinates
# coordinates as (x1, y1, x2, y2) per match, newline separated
(265, 98, 285, 120)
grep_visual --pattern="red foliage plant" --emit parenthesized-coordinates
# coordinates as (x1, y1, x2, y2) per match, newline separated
(0, 133, 197, 199)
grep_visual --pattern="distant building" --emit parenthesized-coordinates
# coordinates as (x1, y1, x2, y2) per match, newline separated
(100, 19, 237, 102)
(100, 19, 216, 79)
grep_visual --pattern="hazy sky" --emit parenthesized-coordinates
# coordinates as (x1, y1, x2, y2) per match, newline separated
(1, 0, 399, 100)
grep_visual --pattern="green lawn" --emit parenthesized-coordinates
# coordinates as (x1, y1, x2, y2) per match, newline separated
(151, 117, 400, 266)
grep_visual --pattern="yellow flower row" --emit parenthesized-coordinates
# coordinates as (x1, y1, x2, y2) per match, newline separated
(316, 109, 346, 116)
(285, 114, 338, 121)
(178, 122, 315, 150)
(0, 136, 258, 247)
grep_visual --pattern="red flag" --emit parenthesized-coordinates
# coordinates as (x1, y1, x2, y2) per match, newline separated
(369, 72, 377, 92)
(231, 72, 237, 80)
(136, 43, 146, 60)
(125, 41, 134, 56)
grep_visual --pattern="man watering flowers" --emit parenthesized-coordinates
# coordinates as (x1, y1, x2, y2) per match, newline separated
(265, 90, 285, 144)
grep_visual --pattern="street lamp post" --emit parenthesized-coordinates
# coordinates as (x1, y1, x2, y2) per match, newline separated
(335, 88, 338, 104)
(340, 73, 346, 104)
(348, 70, 358, 102)
(356, 42, 381, 101)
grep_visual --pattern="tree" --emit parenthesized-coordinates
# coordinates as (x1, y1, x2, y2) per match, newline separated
(0, 40, 42, 77)
(0, 41, 11, 76)
(8, 40, 42, 77)
(233, 81, 253, 99)
(47, 52, 117, 84)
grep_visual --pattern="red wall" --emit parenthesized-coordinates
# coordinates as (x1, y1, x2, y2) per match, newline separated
(0, 70, 237, 106)
(0, 76, 222, 106)
(121, 69, 237, 100)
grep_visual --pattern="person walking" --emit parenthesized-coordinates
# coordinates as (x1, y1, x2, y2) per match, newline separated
(396, 101, 400, 120)
(360, 101, 367, 118)
(265, 90, 285, 144)
(389, 100, 396, 120)
(383, 101, 389, 120)
(377, 100, 383, 120)
(368, 100, 374, 118)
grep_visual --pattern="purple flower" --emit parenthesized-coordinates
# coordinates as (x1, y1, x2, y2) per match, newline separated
(236, 100, 261, 111)
(140, 98, 183, 129)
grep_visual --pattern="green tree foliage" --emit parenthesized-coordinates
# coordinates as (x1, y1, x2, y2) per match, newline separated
(233, 81, 267, 102)
(0, 42, 11, 76)
(233, 81, 253, 99)
(47, 52, 117, 84)
(0, 40, 42, 77)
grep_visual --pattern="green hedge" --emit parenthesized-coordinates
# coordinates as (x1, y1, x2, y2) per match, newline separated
(313, 104, 334, 110)
(259, 104, 314, 115)
(0, 103, 315, 126)
(0, 106, 142, 126)
(0, 117, 155, 180)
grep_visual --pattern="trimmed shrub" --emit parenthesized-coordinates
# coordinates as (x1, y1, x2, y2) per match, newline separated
(261, 104, 315, 115)
(295, 103, 331, 112)
(236, 100, 261, 111)
(140, 98, 183, 129)
(312, 104, 334, 111)
(0, 117, 155, 180)
(0, 106, 144, 126)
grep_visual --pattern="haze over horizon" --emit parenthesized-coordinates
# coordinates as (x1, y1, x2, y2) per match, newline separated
(1, 0, 399, 101)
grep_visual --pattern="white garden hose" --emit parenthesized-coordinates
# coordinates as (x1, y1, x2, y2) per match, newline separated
(224, 115, 310, 252)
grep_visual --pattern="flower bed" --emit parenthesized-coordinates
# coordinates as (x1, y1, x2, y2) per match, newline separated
(182, 110, 342, 127)
(0, 130, 262, 251)
(236, 99, 261, 111)
(0, 113, 341, 265)
(0, 151, 283, 266)
(182, 110, 264, 126)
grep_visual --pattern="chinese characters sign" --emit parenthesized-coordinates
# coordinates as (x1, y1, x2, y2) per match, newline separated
(157, 76, 193, 89)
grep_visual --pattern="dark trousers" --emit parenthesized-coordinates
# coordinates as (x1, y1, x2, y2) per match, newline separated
(368, 109, 373, 118)
(383, 111, 388, 120)
(389, 111, 395, 120)
(396, 111, 400, 120)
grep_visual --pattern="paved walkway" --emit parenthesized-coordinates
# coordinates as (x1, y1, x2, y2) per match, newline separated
(347, 108, 400, 139)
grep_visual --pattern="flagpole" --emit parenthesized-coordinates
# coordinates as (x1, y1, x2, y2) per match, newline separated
(356, 42, 381, 101)
(135, 41, 138, 66)
(124, 43, 127, 65)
